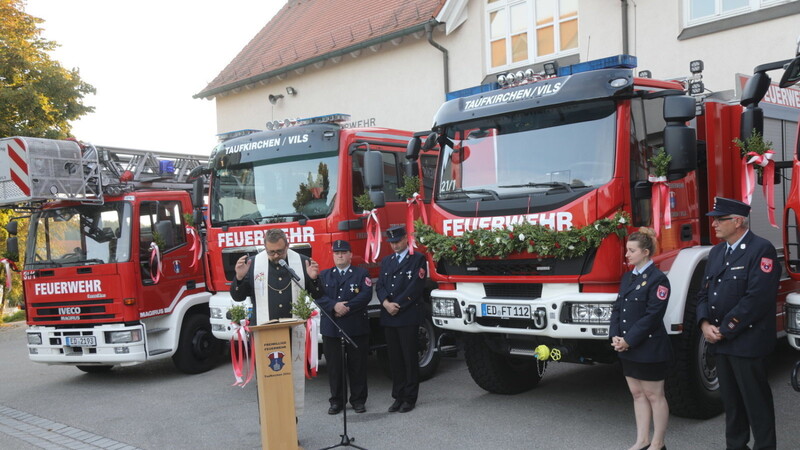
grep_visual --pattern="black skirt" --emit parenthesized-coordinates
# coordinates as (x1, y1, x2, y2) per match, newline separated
(620, 358, 671, 381)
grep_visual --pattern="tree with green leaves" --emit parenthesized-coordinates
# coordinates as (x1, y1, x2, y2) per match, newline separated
(0, 0, 95, 139)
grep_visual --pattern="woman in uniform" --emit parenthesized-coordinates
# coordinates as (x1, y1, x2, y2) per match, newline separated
(610, 227, 671, 450)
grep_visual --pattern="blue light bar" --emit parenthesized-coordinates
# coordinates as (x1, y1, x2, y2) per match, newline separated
(295, 113, 351, 126)
(557, 54, 637, 76)
(446, 83, 500, 101)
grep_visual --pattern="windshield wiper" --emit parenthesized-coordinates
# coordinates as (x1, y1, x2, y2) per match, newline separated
(27, 261, 63, 267)
(214, 218, 255, 227)
(439, 188, 501, 200)
(248, 212, 312, 224)
(77, 258, 105, 265)
(498, 182, 575, 193)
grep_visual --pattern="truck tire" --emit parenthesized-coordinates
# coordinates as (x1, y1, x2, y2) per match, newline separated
(417, 313, 440, 381)
(172, 313, 223, 374)
(463, 334, 541, 394)
(665, 280, 723, 419)
(77, 365, 113, 373)
(792, 359, 800, 393)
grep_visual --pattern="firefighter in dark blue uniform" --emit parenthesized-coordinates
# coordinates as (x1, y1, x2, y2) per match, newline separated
(610, 227, 672, 450)
(316, 240, 372, 415)
(696, 197, 779, 450)
(377, 225, 426, 413)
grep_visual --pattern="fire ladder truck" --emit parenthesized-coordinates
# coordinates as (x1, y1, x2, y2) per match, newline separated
(0, 137, 220, 374)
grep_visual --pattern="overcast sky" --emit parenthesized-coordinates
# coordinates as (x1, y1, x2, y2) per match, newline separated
(24, 0, 285, 156)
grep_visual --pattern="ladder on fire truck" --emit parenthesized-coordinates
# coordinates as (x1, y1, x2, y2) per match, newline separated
(0, 137, 208, 207)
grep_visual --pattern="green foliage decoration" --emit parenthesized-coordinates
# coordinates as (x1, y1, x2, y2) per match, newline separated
(648, 148, 672, 178)
(396, 175, 421, 200)
(413, 211, 631, 266)
(734, 130, 773, 176)
(291, 289, 314, 320)
(228, 304, 248, 323)
(355, 193, 375, 212)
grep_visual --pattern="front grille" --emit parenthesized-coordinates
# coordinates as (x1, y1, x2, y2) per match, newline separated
(437, 254, 592, 277)
(31, 299, 114, 322)
(484, 283, 542, 299)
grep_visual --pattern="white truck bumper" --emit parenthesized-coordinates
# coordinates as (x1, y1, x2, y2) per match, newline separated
(430, 282, 616, 340)
(26, 323, 148, 366)
(786, 292, 800, 351)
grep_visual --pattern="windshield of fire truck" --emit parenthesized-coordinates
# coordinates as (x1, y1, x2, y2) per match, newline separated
(25, 202, 132, 268)
(210, 153, 338, 225)
(437, 100, 616, 200)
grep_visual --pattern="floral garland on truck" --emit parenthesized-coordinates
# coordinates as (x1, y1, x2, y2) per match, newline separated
(413, 211, 630, 266)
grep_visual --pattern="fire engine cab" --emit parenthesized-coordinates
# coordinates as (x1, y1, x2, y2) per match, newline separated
(0, 137, 218, 374)
(376, 52, 800, 418)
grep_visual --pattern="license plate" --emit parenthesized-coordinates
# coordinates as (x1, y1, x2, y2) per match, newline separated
(65, 336, 96, 347)
(481, 304, 531, 319)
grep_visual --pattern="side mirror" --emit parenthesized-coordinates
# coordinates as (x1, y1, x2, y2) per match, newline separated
(779, 56, 800, 88)
(5, 220, 18, 236)
(363, 151, 384, 190)
(406, 137, 421, 161)
(740, 106, 764, 142)
(663, 95, 697, 179)
(193, 210, 204, 228)
(6, 237, 18, 260)
(192, 177, 204, 209)
(741, 72, 771, 107)
(421, 132, 438, 151)
(368, 191, 385, 209)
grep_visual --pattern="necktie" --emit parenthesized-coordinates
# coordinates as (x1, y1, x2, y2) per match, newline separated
(339, 270, 345, 276)
(724, 246, 733, 263)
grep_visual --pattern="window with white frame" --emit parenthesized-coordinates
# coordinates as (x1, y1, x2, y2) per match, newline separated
(486, 0, 578, 72)
(686, 0, 796, 25)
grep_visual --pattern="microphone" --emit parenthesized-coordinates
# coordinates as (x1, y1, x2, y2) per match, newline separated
(278, 258, 301, 282)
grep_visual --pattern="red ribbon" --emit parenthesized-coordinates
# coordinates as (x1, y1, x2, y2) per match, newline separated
(305, 309, 319, 379)
(148, 242, 162, 284)
(406, 192, 428, 254)
(363, 209, 381, 263)
(648, 175, 672, 237)
(185, 226, 201, 268)
(230, 319, 255, 387)
(0, 258, 18, 289)
(741, 150, 777, 228)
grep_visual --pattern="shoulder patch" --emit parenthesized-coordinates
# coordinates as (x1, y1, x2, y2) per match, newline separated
(364, 277, 372, 287)
(657, 285, 669, 301)
(418, 267, 426, 279)
(760, 257, 773, 273)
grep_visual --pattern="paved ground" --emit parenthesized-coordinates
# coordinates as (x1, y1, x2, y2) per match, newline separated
(2, 320, 800, 449)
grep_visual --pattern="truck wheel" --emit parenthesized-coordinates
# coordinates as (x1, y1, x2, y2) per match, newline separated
(172, 313, 223, 374)
(417, 314, 440, 381)
(463, 334, 541, 394)
(792, 359, 800, 393)
(665, 281, 723, 419)
(77, 365, 113, 373)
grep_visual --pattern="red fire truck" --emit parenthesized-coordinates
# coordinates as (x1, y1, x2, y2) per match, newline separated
(373, 55, 800, 418)
(203, 114, 445, 379)
(0, 137, 218, 374)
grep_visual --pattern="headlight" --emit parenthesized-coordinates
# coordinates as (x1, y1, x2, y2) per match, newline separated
(27, 332, 42, 345)
(787, 304, 800, 334)
(105, 330, 142, 344)
(431, 297, 461, 318)
(570, 303, 613, 324)
(210, 307, 223, 319)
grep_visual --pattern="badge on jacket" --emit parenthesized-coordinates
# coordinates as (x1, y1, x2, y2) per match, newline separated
(657, 285, 669, 301)
(761, 257, 773, 273)
(364, 277, 372, 287)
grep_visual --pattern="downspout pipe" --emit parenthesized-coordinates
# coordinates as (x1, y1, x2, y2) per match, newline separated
(621, 0, 629, 55)
(425, 20, 450, 97)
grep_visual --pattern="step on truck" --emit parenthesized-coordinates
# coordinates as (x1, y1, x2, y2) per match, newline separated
(370, 53, 800, 418)
(0, 137, 221, 374)
(202, 114, 448, 380)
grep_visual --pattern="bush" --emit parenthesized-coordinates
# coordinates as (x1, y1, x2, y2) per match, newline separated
(1, 309, 26, 323)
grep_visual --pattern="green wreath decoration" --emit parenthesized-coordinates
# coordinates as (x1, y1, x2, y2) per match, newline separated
(414, 211, 630, 266)
(734, 130, 773, 176)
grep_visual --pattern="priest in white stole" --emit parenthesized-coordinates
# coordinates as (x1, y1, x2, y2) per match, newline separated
(231, 229, 322, 416)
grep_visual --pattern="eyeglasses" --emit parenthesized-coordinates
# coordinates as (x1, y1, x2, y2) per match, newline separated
(266, 247, 288, 256)
(713, 216, 735, 222)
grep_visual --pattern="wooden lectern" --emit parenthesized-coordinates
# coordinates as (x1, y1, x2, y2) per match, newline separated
(250, 319, 305, 450)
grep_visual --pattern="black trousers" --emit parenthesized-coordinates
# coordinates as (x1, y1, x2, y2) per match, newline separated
(323, 334, 369, 407)
(716, 353, 776, 450)
(384, 324, 419, 403)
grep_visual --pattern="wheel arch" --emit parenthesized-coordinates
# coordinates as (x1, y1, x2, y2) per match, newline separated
(663, 246, 711, 333)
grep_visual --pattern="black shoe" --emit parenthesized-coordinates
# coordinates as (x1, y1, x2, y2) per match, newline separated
(387, 399, 403, 413)
(327, 404, 342, 415)
(352, 403, 366, 413)
(399, 401, 415, 413)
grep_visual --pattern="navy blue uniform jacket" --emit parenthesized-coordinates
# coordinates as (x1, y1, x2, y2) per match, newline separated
(609, 264, 672, 363)
(376, 252, 427, 327)
(696, 231, 779, 358)
(316, 266, 373, 337)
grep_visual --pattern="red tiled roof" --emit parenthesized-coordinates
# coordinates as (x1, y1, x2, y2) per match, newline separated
(195, 0, 447, 99)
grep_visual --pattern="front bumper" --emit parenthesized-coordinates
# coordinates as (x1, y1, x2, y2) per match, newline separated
(430, 282, 616, 340)
(786, 292, 800, 351)
(26, 324, 147, 366)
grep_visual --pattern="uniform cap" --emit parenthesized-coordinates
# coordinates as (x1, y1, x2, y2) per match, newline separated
(386, 225, 407, 243)
(706, 197, 751, 217)
(332, 240, 351, 252)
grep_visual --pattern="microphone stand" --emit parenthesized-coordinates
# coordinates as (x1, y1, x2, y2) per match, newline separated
(288, 273, 366, 450)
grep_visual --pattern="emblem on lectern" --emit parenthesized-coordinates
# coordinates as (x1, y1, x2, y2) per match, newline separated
(268, 351, 285, 372)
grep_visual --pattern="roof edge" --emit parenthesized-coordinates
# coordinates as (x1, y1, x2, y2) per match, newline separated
(194, 19, 439, 100)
